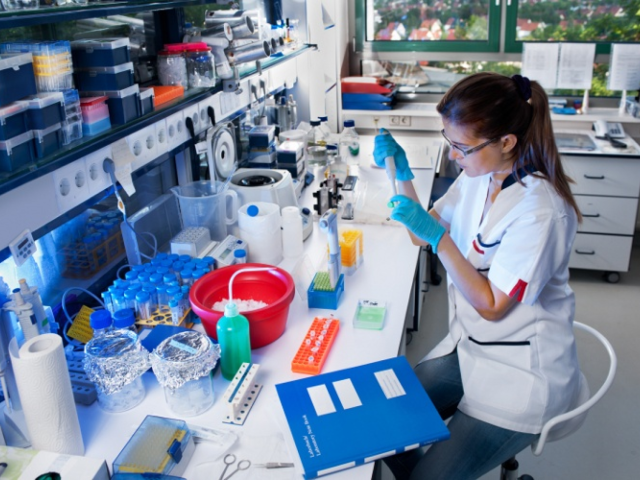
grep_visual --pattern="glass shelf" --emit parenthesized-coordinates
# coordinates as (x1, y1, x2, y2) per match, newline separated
(0, 0, 215, 29)
(0, 44, 311, 196)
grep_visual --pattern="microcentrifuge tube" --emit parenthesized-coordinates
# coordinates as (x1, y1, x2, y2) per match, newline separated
(310, 330, 316, 337)
(321, 329, 327, 335)
(308, 356, 314, 363)
(305, 339, 311, 346)
(318, 335, 324, 341)
(315, 340, 322, 347)
(311, 347, 319, 353)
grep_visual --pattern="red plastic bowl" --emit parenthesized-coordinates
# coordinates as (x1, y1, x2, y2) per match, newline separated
(189, 263, 296, 349)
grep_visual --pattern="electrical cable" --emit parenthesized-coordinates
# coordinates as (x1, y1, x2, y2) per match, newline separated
(103, 159, 158, 260)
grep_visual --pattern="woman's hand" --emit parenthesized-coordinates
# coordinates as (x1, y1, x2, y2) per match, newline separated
(373, 129, 414, 181)
(390, 195, 445, 252)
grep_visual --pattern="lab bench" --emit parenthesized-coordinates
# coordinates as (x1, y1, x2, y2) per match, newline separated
(77, 148, 437, 479)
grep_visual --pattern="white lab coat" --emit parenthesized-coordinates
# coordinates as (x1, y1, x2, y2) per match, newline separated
(427, 169, 582, 434)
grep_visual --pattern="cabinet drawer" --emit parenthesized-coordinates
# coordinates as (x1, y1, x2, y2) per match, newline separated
(562, 156, 640, 197)
(575, 196, 638, 235)
(569, 233, 633, 272)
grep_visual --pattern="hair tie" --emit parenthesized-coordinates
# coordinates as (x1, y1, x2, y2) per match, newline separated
(511, 74, 532, 101)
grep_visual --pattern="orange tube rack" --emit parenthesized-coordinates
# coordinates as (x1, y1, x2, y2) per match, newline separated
(291, 317, 340, 375)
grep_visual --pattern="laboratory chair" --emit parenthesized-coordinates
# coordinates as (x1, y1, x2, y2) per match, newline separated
(499, 321, 618, 480)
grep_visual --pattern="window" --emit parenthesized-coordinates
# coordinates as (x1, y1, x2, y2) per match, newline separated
(357, 0, 501, 52)
(505, 0, 640, 53)
(358, 0, 640, 96)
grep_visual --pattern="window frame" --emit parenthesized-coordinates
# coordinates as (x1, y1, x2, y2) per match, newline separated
(355, 0, 502, 53)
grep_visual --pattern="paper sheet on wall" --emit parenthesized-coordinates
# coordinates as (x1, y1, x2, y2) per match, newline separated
(111, 138, 136, 196)
(608, 44, 640, 91)
(557, 43, 595, 90)
(521, 43, 559, 89)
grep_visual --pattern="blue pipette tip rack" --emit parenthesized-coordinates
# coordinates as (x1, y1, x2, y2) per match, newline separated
(308, 273, 344, 310)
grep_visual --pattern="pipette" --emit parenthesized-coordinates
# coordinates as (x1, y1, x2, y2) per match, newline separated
(373, 118, 398, 209)
(319, 209, 341, 290)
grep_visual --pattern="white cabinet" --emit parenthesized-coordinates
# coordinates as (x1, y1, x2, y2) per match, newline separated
(561, 153, 640, 278)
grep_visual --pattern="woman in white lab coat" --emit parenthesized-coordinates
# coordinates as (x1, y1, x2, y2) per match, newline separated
(375, 72, 583, 479)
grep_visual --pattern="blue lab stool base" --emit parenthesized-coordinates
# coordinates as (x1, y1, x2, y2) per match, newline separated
(308, 273, 344, 310)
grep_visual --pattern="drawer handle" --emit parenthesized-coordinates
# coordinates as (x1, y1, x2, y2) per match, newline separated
(581, 213, 601, 218)
(575, 249, 596, 255)
(583, 174, 605, 180)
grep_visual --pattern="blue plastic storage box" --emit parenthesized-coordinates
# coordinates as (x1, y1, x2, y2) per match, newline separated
(0, 53, 37, 107)
(74, 62, 134, 91)
(0, 102, 29, 141)
(71, 38, 131, 68)
(82, 84, 141, 125)
(34, 122, 63, 159)
(0, 131, 35, 173)
(139, 87, 155, 116)
(82, 116, 111, 136)
(24, 92, 65, 130)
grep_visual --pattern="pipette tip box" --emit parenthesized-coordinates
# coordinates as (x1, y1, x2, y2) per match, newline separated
(307, 272, 344, 310)
(113, 415, 194, 477)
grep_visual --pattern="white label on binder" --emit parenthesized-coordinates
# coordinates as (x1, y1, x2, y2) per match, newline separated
(333, 379, 362, 410)
(375, 369, 406, 399)
(307, 385, 336, 416)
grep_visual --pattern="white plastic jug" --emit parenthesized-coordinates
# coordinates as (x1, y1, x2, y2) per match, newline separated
(171, 181, 239, 242)
(237, 202, 283, 265)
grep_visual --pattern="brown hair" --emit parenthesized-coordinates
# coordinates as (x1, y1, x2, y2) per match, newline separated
(436, 72, 581, 221)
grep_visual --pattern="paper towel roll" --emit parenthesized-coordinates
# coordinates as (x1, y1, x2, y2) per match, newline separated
(9, 334, 84, 455)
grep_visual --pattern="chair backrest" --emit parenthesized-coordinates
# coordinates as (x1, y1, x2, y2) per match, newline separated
(530, 321, 617, 456)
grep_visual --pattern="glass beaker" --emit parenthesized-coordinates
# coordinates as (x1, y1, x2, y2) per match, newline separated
(150, 331, 220, 417)
(171, 180, 239, 242)
(84, 330, 150, 413)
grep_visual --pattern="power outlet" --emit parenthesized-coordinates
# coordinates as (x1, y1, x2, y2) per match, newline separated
(390, 116, 412, 126)
(126, 125, 158, 170)
(198, 97, 216, 130)
(154, 119, 168, 154)
(85, 146, 113, 197)
(53, 158, 90, 214)
(166, 110, 189, 151)
(183, 104, 204, 135)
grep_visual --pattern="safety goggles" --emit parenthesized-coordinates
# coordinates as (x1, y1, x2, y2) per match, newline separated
(441, 129, 500, 158)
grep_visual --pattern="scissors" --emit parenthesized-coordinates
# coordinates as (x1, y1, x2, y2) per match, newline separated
(219, 453, 251, 480)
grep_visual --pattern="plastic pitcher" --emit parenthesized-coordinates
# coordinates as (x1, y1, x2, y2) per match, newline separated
(171, 180, 239, 242)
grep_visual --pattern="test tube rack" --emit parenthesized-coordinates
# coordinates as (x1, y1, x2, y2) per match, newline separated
(62, 230, 125, 279)
(67, 355, 98, 405)
(291, 317, 340, 375)
(339, 228, 364, 274)
(135, 305, 193, 329)
(222, 362, 262, 426)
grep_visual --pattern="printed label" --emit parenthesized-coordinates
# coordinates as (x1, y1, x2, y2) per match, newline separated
(169, 339, 198, 355)
(333, 379, 362, 410)
(374, 369, 406, 399)
(307, 384, 336, 416)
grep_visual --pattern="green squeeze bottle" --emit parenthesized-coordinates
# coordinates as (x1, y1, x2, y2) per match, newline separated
(217, 300, 252, 380)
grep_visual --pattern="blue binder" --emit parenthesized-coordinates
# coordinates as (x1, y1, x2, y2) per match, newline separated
(276, 356, 450, 478)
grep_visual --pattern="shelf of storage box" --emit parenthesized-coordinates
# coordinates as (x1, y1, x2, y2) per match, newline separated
(0, 44, 312, 196)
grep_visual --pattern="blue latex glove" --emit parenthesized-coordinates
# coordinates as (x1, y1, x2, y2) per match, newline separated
(390, 195, 446, 253)
(373, 129, 414, 181)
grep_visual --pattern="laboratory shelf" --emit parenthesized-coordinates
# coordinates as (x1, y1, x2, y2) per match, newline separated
(0, 0, 220, 29)
(0, 45, 311, 197)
